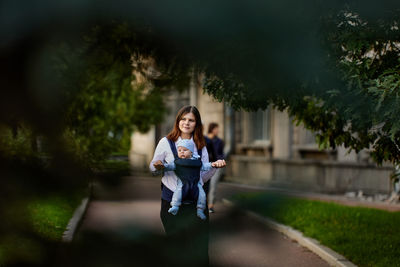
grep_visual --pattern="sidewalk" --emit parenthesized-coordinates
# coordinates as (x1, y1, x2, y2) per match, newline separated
(219, 181, 400, 212)
(209, 201, 329, 267)
(75, 176, 329, 267)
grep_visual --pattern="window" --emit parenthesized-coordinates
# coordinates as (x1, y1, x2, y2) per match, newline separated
(238, 107, 272, 156)
(302, 129, 316, 145)
(249, 108, 271, 143)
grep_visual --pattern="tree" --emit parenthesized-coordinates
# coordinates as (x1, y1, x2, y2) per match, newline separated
(56, 22, 170, 165)
(201, 2, 400, 164)
(1, 21, 189, 166)
(2, 1, 400, 166)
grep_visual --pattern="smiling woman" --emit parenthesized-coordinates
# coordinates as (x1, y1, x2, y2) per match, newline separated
(166, 106, 206, 150)
(178, 112, 196, 139)
(149, 105, 226, 266)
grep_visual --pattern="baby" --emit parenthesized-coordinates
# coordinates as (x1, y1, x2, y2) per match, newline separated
(163, 139, 219, 220)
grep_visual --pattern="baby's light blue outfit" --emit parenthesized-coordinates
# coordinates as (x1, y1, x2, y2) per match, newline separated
(164, 139, 212, 220)
(164, 161, 211, 220)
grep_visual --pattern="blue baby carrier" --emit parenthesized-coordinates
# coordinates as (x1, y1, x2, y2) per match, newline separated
(167, 138, 202, 204)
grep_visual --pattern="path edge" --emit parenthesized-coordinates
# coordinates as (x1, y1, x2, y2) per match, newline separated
(222, 198, 357, 267)
(62, 182, 93, 242)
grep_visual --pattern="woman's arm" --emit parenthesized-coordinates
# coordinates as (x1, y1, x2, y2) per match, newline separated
(203, 160, 226, 170)
(201, 162, 212, 171)
(149, 137, 169, 175)
(200, 146, 217, 183)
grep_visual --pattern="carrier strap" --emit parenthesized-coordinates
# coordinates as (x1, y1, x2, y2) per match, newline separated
(167, 138, 178, 159)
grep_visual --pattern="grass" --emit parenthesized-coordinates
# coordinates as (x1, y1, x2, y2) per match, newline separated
(27, 191, 85, 241)
(0, 190, 86, 266)
(100, 159, 131, 173)
(231, 192, 400, 267)
(0, 159, 126, 265)
(109, 151, 129, 157)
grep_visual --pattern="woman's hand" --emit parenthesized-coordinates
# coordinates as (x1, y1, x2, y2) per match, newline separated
(153, 160, 165, 170)
(211, 159, 226, 168)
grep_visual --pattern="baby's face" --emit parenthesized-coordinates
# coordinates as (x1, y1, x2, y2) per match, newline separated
(177, 146, 192, 159)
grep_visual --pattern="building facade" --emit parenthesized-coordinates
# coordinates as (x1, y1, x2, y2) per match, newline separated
(228, 107, 393, 194)
(129, 74, 394, 195)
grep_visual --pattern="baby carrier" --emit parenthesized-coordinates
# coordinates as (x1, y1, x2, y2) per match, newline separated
(167, 138, 202, 204)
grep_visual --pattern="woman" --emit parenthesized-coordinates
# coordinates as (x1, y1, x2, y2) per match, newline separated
(149, 105, 226, 266)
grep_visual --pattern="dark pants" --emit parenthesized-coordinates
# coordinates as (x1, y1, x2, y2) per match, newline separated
(160, 197, 209, 267)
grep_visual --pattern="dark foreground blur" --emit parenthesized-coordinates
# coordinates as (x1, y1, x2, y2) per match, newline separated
(3, 1, 391, 266)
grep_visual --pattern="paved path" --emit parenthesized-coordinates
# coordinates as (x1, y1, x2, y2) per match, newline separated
(75, 176, 328, 267)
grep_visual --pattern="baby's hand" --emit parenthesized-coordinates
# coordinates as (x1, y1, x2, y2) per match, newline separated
(153, 160, 165, 170)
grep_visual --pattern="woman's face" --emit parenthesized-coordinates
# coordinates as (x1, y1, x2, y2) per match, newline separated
(179, 112, 196, 136)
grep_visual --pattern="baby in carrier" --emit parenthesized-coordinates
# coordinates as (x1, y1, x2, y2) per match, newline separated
(163, 139, 218, 220)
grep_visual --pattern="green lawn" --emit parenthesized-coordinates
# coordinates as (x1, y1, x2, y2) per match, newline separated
(0, 190, 86, 266)
(231, 192, 400, 267)
(27, 191, 85, 241)
(0, 159, 126, 265)
(100, 159, 131, 173)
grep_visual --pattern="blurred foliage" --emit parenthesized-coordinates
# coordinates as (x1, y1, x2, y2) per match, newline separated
(0, 234, 45, 266)
(55, 22, 171, 167)
(233, 192, 400, 267)
(0, 190, 85, 266)
(0, 123, 38, 161)
(0, 16, 183, 266)
(2, 1, 400, 165)
(94, 160, 132, 187)
(202, 3, 400, 164)
(1, 21, 182, 168)
(2, 0, 400, 265)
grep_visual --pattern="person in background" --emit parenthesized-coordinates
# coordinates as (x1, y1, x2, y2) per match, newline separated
(205, 122, 224, 213)
(204, 129, 217, 163)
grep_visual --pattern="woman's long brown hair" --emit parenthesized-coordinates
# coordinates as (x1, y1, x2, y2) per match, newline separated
(166, 105, 206, 150)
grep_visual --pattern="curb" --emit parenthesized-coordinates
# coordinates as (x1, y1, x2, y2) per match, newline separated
(222, 198, 357, 267)
(62, 182, 94, 242)
(62, 197, 90, 242)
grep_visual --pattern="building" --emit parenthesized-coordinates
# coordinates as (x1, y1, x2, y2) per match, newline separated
(129, 73, 394, 195)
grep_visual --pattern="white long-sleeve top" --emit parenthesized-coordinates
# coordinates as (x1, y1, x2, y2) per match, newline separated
(149, 136, 216, 192)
